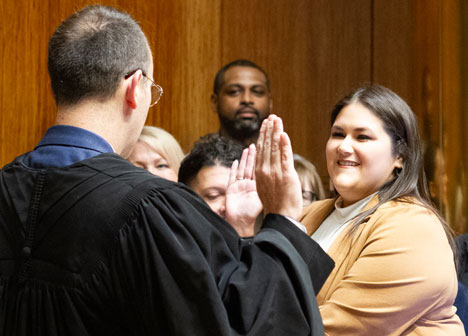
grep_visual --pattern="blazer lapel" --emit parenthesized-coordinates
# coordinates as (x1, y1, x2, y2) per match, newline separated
(302, 195, 380, 304)
(300, 198, 337, 236)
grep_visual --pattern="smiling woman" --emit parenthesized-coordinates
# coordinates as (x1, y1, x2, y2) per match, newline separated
(326, 102, 402, 207)
(300, 85, 463, 335)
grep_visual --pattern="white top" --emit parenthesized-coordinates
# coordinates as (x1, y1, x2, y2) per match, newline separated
(311, 193, 376, 252)
(285, 216, 307, 233)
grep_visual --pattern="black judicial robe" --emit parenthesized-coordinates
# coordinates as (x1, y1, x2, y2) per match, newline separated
(0, 153, 333, 335)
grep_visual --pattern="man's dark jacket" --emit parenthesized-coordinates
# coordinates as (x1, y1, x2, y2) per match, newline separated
(0, 153, 333, 335)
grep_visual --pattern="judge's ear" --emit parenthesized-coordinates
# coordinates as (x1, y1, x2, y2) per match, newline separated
(125, 70, 143, 109)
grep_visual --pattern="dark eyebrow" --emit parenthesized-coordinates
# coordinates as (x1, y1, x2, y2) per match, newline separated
(331, 125, 373, 132)
(251, 84, 266, 89)
(354, 127, 372, 132)
(225, 83, 266, 89)
(225, 84, 243, 88)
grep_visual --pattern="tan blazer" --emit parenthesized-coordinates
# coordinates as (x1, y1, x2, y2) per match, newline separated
(301, 197, 464, 335)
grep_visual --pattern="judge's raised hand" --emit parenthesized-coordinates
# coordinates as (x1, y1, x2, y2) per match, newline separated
(225, 144, 263, 237)
(255, 115, 303, 220)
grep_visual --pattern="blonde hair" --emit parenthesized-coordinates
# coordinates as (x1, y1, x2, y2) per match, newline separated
(293, 154, 326, 200)
(138, 126, 185, 173)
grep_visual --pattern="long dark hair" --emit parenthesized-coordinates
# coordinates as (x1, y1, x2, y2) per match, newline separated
(332, 85, 455, 253)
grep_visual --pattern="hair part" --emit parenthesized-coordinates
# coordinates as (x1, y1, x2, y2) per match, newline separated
(48, 5, 151, 106)
(138, 126, 185, 173)
(178, 134, 243, 185)
(213, 59, 270, 95)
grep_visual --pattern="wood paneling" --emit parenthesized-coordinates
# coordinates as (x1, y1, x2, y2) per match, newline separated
(440, 0, 464, 232)
(144, 0, 221, 151)
(0, 0, 222, 163)
(0, 0, 465, 231)
(373, 0, 413, 105)
(460, 0, 468, 233)
(0, 1, 55, 164)
(221, 0, 372, 184)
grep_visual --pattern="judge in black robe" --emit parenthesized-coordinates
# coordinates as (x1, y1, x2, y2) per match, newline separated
(0, 5, 333, 335)
(0, 126, 333, 335)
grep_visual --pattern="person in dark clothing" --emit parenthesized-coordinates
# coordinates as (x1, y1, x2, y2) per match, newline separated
(455, 233, 468, 332)
(211, 59, 272, 148)
(178, 133, 263, 237)
(457, 233, 468, 287)
(178, 133, 244, 220)
(0, 5, 333, 336)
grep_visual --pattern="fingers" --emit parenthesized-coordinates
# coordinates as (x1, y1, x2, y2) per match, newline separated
(233, 145, 256, 181)
(280, 132, 294, 172)
(262, 118, 274, 168)
(271, 117, 283, 170)
(256, 115, 285, 179)
(256, 120, 267, 171)
(229, 159, 239, 185)
(256, 115, 278, 163)
(244, 144, 256, 180)
(236, 148, 248, 180)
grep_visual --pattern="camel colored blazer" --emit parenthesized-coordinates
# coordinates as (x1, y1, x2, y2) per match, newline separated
(301, 197, 464, 335)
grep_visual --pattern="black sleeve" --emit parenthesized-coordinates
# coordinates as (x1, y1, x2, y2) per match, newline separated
(111, 182, 333, 335)
(261, 213, 334, 293)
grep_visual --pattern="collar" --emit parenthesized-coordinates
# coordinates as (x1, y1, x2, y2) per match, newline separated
(301, 195, 380, 236)
(35, 125, 114, 153)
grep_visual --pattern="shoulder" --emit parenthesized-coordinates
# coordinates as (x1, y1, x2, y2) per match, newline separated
(300, 198, 336, 221)
(74, 153, 208, 220)
(361, 199, 452, 254)
(371, 199, 457, 296)
(370, 199, 442, 233)
(362, 199, 454, 280)
(81, 153, 193, 195)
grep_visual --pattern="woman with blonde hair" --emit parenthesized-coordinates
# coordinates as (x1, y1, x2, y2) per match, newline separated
(293, 154, 326, 206)
(128, 126, 184, 182)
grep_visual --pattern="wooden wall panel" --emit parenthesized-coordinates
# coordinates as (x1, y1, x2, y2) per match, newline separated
(0, 0, 465, 232)
(0, 0, 55, 165)
(372, 1, 413, 106)
(0, 0, 222, 163)
(412, 0, 442, 144)
(221, 0, 372, 185)
(144, 0, 221, 152)
(460, 0, 468, 233)
(440, 0, 464, 232)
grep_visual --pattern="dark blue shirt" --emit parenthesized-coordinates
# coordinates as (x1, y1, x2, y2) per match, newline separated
(23, 125, 114, 169)
(455, 281, 468, 333)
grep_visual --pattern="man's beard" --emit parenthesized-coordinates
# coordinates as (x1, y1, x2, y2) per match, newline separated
(218, 108, 268, 142)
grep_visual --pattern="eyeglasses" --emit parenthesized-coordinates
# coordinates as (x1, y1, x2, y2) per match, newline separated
(302, 190, 317, 204)
(125, 69, 163, 107)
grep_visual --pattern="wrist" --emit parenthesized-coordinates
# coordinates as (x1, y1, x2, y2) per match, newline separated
(237, 226, 255, 237)
(263, 207, 301, 221)
(229, 219, 255, 237)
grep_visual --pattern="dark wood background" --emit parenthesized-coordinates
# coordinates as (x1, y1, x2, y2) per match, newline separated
(1, 0, 466, 232)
